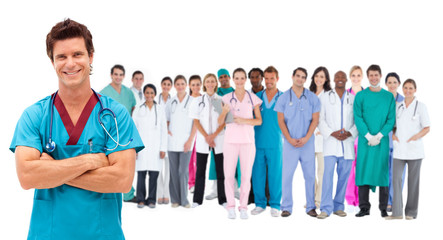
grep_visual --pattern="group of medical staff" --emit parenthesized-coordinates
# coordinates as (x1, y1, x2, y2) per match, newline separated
(112, 64, 430, 220)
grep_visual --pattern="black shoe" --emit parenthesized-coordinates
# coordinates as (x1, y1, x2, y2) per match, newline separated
(381, 210, 388, 218)
(355, 208, 370, 217)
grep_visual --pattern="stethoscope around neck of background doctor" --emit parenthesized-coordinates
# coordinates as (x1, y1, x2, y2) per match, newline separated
(139, 102, 158, 127)
(289, 88, 308, 110)
(170, 94, 190, 113)
(45, 89, 133, 153)
(397, 99, 419, 120)
(327, 90, 351, 105)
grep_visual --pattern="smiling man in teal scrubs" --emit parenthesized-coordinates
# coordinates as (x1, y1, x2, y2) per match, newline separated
(10, 19, 144, 240)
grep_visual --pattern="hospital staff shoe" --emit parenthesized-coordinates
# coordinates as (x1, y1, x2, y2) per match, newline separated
(307, 209, 318, 217)
(163, 198, 170, 204)
(192, 203, 200, 208)
(240, 209, 249, 219)
(251, 207, 265, 215)
(183, 204, 191, 208)
(270, 208, 280, 217)
(385, 215, 403, 220)
(137, 202, 145, 208)
(148, 203, 156, 209)
(381, 210, 389, 218)
(205, 192, 217, 200)
(355, 208, 370, 217)
(227, 209, 236, 219)
(333, 210, 347, 217)
(157, 198, 164, 205)
(317, 212, 329, 219)
(387, 205, 392, 212)
(171, 203, 179, 208)
(281, 211, 291, 217)
(405, 216, 415, 220)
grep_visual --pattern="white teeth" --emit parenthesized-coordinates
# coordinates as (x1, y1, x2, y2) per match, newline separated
(65, 70, 79, 75)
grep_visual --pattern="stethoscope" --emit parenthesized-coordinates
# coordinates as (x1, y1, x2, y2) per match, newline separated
(259, 90, 281, 111)
(397, 99, 419, 120)
(46, 89, 133, 153)
(158, 94, 171, 105)
(171, 94, 190, 113)
(289, 88, 307, 110)
(328, 90, 351, 105)
(230, 91, 254, 110)
(139, 102, 158, 127)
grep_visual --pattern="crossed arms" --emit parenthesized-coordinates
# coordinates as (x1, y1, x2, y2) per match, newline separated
(15, 146, 135, 193)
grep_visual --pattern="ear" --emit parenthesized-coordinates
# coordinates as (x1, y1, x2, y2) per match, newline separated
(89, 52, 94, 65)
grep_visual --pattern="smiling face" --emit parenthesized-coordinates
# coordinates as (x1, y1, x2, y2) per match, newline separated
(292, 70, 307, 88)
(264, 72, 278, 90)
(111, 68, 125, 86)
(402, 82, 416, 98)
(250, 71, 263, 89)
(132, 73, 144, 90)
(350, 69, 363, 86)
(218, 74, 231, 88)
(368, 70, 381, 87)
(334, 71, 347, 89)
(161, 79, 172, 93)
(204, 76, 217, 94)
(189, 79, 202, 96)
(386, 76, 400, 93)
(233, 71, 247, 89)
(174, 78, 187, 94)
(51, 37, 93, 90)
(144, 86, 156, 103)
(314, 70, 326, 88)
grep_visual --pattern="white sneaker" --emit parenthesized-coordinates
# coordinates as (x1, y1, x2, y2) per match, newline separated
(227, 208, 236, 219)
(251, 207, 265, 215)
(205, 192, 217, 200)
(270, 208, 280, 217)
(192, 202, 200, 208)
(240, 209, 249, 219)
(234, 191, 240, 200)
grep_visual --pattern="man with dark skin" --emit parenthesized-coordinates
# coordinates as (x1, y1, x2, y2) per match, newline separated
(317, 71, 357, 219)
(249, 68, 264, 94)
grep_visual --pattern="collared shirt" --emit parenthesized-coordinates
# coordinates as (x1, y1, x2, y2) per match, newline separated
(393, 98, 430, 160)
(188, 93, 224, 154)
(165, 94, 194, 151)
(319, 90, 357, 159)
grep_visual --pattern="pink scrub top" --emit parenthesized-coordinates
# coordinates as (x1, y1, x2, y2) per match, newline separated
(222, 90, 262, 144)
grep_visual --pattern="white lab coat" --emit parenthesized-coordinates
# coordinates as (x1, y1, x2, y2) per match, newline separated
(188, 93, 225, 154)
(165, 94, 195, 152)
(131, 86, 144, 117)
(393, 98, 430, 160)
(314, 90, 325, 152)
(133, 103, 168, 171)
(319, 90, 358, 159)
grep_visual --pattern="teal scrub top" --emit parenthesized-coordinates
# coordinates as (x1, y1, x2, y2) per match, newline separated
(10, 92, 144, 240)
(216, 87, 234, 96)
(100, 84, 136, 115)
(254, 90, 283, 149)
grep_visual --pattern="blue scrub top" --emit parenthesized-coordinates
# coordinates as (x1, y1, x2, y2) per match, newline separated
(255, 90, 283, 149)
(10, 93, 144, 240)
(389, 93, 405, 149)
(274, 88, 321, 148)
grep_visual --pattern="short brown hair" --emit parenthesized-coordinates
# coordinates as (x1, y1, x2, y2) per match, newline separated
(264, 66, 279, 79)
(46, 19, 94, 61)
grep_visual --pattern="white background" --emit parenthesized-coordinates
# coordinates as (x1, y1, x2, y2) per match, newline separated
(1, 0, 441, 239)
